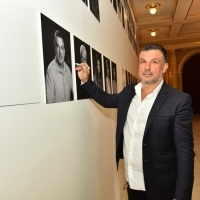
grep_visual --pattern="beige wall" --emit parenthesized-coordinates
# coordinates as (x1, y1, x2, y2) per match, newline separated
(0, 0, 138, 199)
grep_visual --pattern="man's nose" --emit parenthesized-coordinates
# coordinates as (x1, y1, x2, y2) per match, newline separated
(145, 62, 151, 70)
(58, 47, 62, 54)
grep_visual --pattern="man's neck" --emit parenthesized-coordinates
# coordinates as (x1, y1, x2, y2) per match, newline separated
(141, 80, 162, 101)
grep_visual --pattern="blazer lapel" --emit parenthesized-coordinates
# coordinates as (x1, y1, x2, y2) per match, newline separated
(144, 82, 169, 135)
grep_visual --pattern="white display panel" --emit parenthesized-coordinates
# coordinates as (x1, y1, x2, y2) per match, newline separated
(0, 0, 40, 106)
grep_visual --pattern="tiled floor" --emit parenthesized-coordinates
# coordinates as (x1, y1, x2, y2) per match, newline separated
(120, 115, 200, 200)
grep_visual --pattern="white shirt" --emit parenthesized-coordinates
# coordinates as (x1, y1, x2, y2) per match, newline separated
(46, 58, 73, 103)
(123, 80, 163, 190)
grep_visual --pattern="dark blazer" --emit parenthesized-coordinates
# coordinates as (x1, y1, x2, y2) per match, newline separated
(82, 80, 194, 200)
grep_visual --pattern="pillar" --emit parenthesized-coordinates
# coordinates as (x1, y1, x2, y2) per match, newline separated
(168, 50, 179, 89)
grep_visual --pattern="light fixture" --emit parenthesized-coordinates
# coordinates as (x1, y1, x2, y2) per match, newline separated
(148, 29, 159, 37)
(146, 3, 160, 15)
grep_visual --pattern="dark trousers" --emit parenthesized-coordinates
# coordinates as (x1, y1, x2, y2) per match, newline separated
(127, 184, 148, 200)
(127, 184, 173, 200)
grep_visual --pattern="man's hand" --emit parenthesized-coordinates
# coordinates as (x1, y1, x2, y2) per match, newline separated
(75, 63, 90, 83)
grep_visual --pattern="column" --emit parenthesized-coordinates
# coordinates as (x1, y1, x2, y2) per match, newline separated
(164, 51, 170, 84)
(168, 50, 179, 89)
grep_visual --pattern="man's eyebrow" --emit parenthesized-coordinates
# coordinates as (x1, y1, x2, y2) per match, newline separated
(151, 58, 159, 60)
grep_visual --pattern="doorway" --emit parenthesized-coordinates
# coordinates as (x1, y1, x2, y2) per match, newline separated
(182, 53, 200, 114)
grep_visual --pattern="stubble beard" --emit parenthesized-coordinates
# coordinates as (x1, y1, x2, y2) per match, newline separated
(139, 71, 162, 86)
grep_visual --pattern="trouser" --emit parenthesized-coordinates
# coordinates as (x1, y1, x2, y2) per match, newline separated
(127, 184, 173, 200)
(127, 184, 147, 200)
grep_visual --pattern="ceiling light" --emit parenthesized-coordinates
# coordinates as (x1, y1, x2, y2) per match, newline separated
(148, 29, 159, 37)
(151, 31, 156, 36)
(146, 3, 160, 15)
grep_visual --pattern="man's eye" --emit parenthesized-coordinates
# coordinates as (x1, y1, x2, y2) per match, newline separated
(151, 61, 157, 64)
(140, 61, 145, 64)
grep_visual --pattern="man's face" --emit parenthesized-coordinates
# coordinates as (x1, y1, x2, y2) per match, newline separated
(138, 50, 168, 85)
(55, 36, 65, 67)
(97, 60, 100, 73)
(81, 49, 87, 63)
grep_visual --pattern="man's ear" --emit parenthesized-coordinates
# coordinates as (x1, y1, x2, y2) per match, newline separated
(163, 63, 168, 73)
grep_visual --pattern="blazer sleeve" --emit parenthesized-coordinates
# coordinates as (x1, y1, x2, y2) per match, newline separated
(81, 80, 119, 108)
(173, 94, 195, 200)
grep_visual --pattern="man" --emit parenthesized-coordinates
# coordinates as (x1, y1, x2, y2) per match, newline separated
(93, 54, 103, 89)
(76, 44, 194, 200)
(46, 30, 73, 103)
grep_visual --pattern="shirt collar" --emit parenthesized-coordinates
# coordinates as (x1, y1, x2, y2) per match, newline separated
(135, 79, 164, 96)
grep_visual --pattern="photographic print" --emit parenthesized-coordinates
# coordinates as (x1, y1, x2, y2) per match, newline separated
(117, 0, 122, 22)
(82, 0, 88, 6)
(111, 61, 117, 93)
(92, 48, 103, 90)
(121, 4, 125, 29)
(125, 70, 131, 85)
(41, 13, 73, 104)
(113, 0, 117, 13)
(89, 0, 100, 21)
(103, 56, 112, 94)
(121, 68, 126, 88)
(74, 36, 91, 100)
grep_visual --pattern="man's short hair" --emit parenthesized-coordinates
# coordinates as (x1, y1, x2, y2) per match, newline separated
(54, 30, 64, 45)
(141, 44, 167, 63)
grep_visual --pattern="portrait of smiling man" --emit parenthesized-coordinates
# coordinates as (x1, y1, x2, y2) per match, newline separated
(76, 44, 194, 200)
(45, 30, 73, 104)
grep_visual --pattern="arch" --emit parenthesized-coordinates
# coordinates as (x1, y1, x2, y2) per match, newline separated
(178, 49, 200, 91)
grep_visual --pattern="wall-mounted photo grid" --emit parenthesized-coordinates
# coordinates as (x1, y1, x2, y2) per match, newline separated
(41, 1, 122, 103)
(110, 0, 139, 56)
(82, 0, 100, 22)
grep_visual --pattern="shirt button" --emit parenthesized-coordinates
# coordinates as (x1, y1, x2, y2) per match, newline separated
(144, 160, 147, 162)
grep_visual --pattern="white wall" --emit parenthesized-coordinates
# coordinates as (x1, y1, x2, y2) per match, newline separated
(0, 0, 138, 199)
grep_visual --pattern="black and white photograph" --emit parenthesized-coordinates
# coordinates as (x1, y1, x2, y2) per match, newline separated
(82, 0, 88, 6)
(41, 14, 73, 104)
(121, 3, 125, 29)
(111, 61, 117, 93)
(117, 0, 122, 22)
(89, 0, 100, 21)
(92, 48, 103, 90)
(125, 70, 131, 85)
(103, 56, 112, 94)
(113, 0, 117, 13)
(74, 36, 91, 100)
